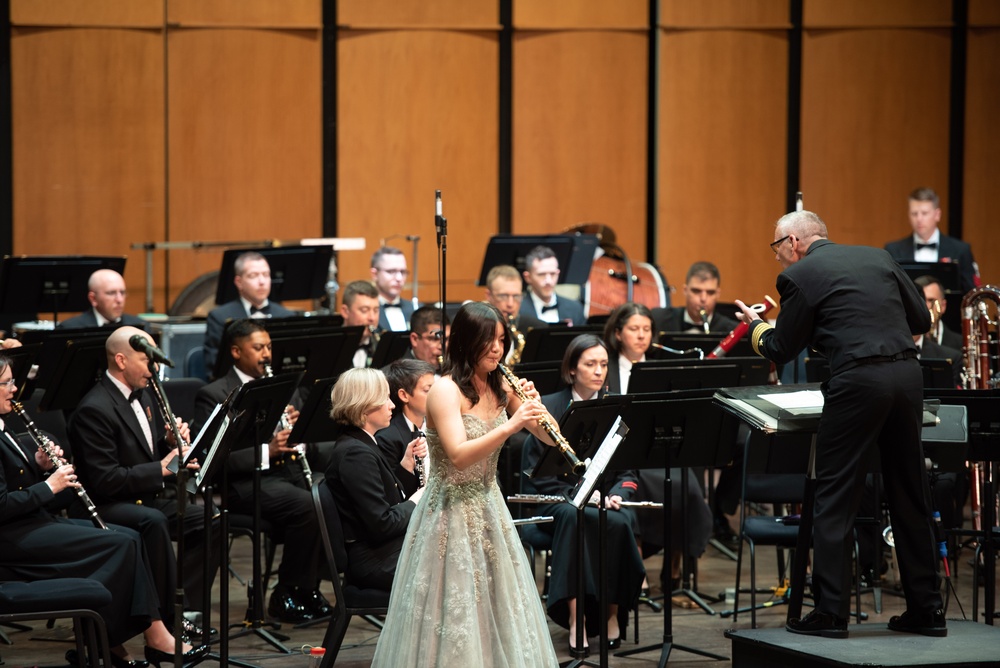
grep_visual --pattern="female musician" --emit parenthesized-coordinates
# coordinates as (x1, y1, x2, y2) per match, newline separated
(0, 354, 207, 668)
(522, 334, 645, 653)
(603, 302, 656, 394)
(371, 301, 559, 667)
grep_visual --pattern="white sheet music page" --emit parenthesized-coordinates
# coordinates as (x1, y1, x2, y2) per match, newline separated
(759, 390, 824, 415)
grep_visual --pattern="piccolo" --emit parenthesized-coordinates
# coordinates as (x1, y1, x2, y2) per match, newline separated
(507, 493, 663, 509)
(263, 363, 313, 487)
(497, 364, 586, 474)
(10, 401, 109, 530)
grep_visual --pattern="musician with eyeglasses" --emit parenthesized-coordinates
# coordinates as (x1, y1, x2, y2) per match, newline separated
(371, 246, 416, 332)
(67, 326, 218, 641)
(404, 305, 448, 373)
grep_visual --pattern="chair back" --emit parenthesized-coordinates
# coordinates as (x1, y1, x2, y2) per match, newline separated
(162, 377, 207, 427)
(313, 481, 349, 577)
(185, 346, 207, 382)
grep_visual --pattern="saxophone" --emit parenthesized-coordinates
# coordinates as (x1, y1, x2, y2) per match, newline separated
(10, 401, 108, 530)
(263, 363, 313, 487)
(507, 314, 526, 365)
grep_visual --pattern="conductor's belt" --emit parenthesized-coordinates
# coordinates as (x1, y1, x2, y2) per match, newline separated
(836, 350, 917, 374)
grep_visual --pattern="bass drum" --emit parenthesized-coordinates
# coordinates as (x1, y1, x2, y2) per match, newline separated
(168, 271, 220, 317)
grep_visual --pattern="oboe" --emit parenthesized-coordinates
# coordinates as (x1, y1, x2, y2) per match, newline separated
(496, 364, 586, 474)
(10, 401, 108, 530)
(412, 429, 426, 488)
(263, 363, 313, 487)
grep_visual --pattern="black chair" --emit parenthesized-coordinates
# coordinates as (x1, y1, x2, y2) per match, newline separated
(161, 377, 206, 428)
(0, 579, 113, 667)
(312, 482, 390, 667)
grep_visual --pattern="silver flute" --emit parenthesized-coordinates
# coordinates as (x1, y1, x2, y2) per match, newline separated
(263, 363, 313, 487)
(10, 401, 109, 530)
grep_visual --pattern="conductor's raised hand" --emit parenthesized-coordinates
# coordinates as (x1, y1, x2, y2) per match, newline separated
(734, 299, 762, 325)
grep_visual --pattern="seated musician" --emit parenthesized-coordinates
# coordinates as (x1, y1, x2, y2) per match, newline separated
(192, 318, 330, 624)
(57, 269, 148, 331)
(376, 358, 434, 495)
(522, 334, 644, 653)
(405, 305, 448, 373)
(66, 326, 218, 643)
(0, 352, 208, 667)
(340, 279, 382, 368)
(325, 368, 424, 590)
(651, 261, 737, 335)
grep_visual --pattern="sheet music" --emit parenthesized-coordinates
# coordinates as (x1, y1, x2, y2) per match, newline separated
(185, 402, 224, 465)
(191, 414, 232, 493)
(759, 389, 824, 414)
(571, 416, 629, 509)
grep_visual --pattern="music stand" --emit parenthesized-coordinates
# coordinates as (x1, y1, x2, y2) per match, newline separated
(638, 356, 770, 387)
(0, 255, 126, 325)
(920, 358, 956, 389)
(898, 262, 962, 331)
(214, 246, 333, 306)
(519, 325, 603, 364)
(287, 377, 340, 445)
(37, 337, 110, 412)
(658, 332, 754, 359)
(269, 327, 363, 388)
(3, 343, 42, 401)
(627, 363, 740, 394)
(370, 331, 414, 369)
(477, 234, 599, 286)
(614, 389, 736, 666)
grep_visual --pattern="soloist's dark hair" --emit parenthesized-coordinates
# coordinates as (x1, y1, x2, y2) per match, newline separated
(442, 301, 510, 409)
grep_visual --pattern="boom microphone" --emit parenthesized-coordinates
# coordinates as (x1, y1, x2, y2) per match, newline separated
(129, 334, 174, 368)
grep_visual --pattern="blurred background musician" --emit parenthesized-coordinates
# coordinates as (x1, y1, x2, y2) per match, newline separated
(485, 264, 545, 364)
(67, 326, 216, 638)
(203, 251, 294, 375)
(371, 247, 415, 332)
(405, 305, 448, 373)
(57, 269, 148, 331)
(339, 279, 382, 368)
(602, 302, 655, 395)
(519, 245, 585, 326)
(652, 261, 737, 335)
(376, 358, 434, 496)
(522, 333, 643, 651)
(885, 187, 980, 295)
(0, 353, 205, 666)
(914, 274, 963, 350)
(192, 318, 329, 624)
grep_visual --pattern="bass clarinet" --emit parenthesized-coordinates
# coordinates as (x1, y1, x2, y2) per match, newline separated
(10, 401, 108, 530)
(263, 363, 313, 487)
(497, 364, 586, 474)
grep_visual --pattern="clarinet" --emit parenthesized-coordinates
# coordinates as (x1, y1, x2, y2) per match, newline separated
(497, 364, 586, 474)
(10, 401, 108, 530)
(263, 363, 313, 487)
(412, 429, 426, 488)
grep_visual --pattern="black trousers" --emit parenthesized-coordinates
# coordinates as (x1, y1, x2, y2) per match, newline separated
(812, 359, 942, 618)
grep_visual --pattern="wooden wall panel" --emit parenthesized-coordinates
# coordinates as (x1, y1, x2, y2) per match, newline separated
(10, 27, 166, 312)
(970, 0, 1000, 26)
(658, 29, 787, 306)
(338, 0, 497, 29)
(800, 29, 951, 250)
(167, 0, 320, 28)
(166, 28, 322, 311)
(804, 0, 952, 27)
(514, 0, 646, 29)
(963, 29, 1000, 286)
(336, 30, 498, 303)
(512, 31, 647, 266)
(10, 0, 162, 27)
(661, 0, 790, 29)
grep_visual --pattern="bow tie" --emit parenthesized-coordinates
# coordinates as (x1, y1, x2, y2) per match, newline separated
(382, 302, 402, 309)
(128, 389, 144, 404)
(540, 303, 559, 313)
(249, 305, 269, 315)
(915, 242, 938, 251)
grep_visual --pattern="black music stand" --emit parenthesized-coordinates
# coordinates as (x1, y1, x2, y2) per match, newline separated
(217, 372, 303, 654)
(627, 363, 740, 394)
(18, 326, 115, 395)
(0, 255, 126, 326)
(519, 325, 603, 364)
(898, 262, 962, 331)
(613, 390, 737, 667)
(215, 246, 333, 306)
(3, 343, 41, 401)
(37, 337, 110, 412)
(477, 234, 599, 286)
(658, 332, 754, 359)
(370, 331, 413, 369)
(639, 355, 771, 387)
(530, 396, 631, 668)
(286, 377, 340, 445)
(510, 361, 564, 397)
(920, 357, 957, 389)
(269, 327, 362, 388)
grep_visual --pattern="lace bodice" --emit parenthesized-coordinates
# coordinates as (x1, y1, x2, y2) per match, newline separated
(424, 412, 505, 489)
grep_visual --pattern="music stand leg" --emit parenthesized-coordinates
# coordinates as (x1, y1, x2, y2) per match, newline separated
(787, 435, 817, 622)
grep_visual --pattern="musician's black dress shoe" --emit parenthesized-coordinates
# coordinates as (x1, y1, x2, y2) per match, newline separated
(267, 584, 315, 624)
(180, 618, 217, 643)
(144, 643, 210, 668)
(785, 610, 848, 638)
(888, 608, 947, 637)
(299, 588, 333, 617)
(66, 649, 149, 668)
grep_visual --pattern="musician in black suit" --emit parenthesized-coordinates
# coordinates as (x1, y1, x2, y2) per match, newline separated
(376, 358, 435, 496)
(57, 269, 148, 331)
(740, 210, 945, 638)
(192, 319, 329, 623)
(602, 302, 655, 395)
(519, 245, 585, 326)
(651, 261, 738, 335)
(340, 279, 382, 368)
(0, 352, 207, 665)
(68, 326, 218, 632)
(522, 334, 643, 651)
(405, 305, 448, 373)
(884, 187, 979, 295)
(325, 368, 424, 590)
(203, 252, 295, 374)
(371, 247, 416, 332)
(914, 275, 964, 350)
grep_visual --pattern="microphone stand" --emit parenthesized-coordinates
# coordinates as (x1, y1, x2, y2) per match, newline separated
(435, 190, 447, 333)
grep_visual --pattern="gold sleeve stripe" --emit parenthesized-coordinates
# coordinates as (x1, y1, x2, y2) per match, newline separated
(750, 322, 774, 357)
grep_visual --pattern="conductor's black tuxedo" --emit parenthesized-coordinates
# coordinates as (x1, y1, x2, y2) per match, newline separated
(374, 411, 421, 497)
(203, 299, 294, 373)
(57, 308, 149, 332)
(884, 234, 978, 295)
(325, 425, 416, 590)
(193, 368, 320, 590)
(68, 373, 217, 611)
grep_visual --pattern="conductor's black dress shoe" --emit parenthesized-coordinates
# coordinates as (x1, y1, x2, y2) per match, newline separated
(888, 609, 947, 637)
(785, 609, 848, 638)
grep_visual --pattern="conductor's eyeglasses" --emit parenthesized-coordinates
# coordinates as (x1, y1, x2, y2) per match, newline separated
(770, 235, 791, 253)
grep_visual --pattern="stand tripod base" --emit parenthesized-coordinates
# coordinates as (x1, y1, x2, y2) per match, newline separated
(615, 636, 728, 667)
(227, 623, 292, 654)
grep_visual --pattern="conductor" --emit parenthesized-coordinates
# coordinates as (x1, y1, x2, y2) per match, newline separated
(736, 210, 945, 639)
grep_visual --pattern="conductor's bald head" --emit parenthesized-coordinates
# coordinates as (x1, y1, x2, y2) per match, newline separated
(106, 326, 154, 390)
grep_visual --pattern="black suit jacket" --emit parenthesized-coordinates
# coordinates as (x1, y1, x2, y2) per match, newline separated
(0, 427, 59, 526)
(519, 292, 585, 326)
(939, 324, 963, 351)
(374, 411, 421, 497)
(884, 234, 977, 294)
(325, 425, 414, 546)
(651, 305, 738, 335)
(377, 299, 416, 332)
(203, 299, 294, 373)
(67, 376, 168, 506)
(57, 309, 149, 332)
